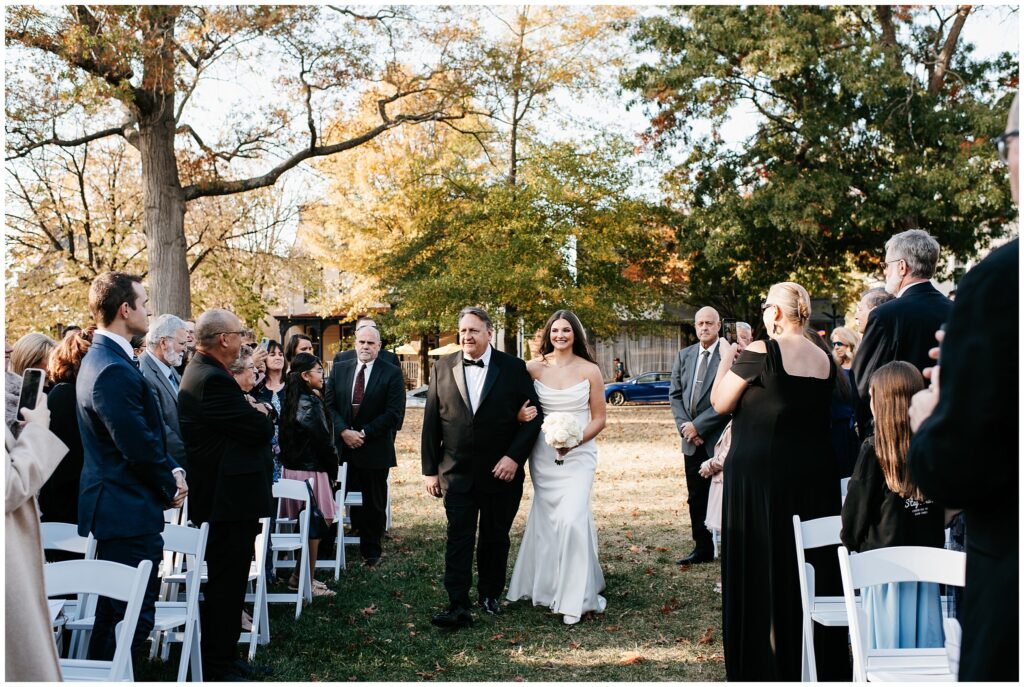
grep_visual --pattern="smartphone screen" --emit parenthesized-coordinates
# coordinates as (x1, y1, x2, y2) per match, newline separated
(722, 319, 737, 344)
(17, 368, 45, 419)
(259, 337, 270, 351)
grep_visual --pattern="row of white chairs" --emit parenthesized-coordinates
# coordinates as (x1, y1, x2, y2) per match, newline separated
(41, 465, 384, 681)
(793, 514, 965, 682)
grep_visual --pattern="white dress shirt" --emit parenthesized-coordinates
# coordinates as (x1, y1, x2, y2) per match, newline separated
(350, 358, 375, 401)
(464, 346, 492, 414)
(690, 338, 720, 408)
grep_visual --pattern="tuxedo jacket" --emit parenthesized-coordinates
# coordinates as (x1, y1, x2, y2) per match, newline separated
(76, 333, 179, 539)
(178, 352, 275, 524)
(139, 350, 187, 471)
(325, 358, 405, 470)
(907, 239, 1018, 681)
(852, 281, 953, 425)
(421, 348, 542, 494)
(334, 348, 403, 430)
(669, 342, 730, 456)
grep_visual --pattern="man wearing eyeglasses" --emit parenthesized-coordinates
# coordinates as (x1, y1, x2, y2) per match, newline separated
(178, 309, 275, 680)
(850, 228, 953, 436)
(907, 92, 1018, 682)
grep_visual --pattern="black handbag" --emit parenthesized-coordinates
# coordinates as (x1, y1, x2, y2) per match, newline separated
(305, 480, 331, 540)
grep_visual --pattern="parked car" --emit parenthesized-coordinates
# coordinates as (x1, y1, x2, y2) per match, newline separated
(604, 371, 673, 405)
(406, 384, 429, 408)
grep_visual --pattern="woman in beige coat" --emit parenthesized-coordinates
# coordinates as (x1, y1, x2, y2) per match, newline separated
(6, 392, 68, 681)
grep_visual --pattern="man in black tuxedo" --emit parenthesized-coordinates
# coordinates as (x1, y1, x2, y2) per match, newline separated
(906, 93, 1018, 682)
(178, 309, 275, 681)
(851, 229, 952, 434)
(669, 306, 730, 566)
(326, 325, 405, 567)
(422, 307, 542, 629)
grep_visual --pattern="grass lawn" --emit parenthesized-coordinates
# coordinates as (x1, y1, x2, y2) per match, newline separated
(140, 404, 726, 681)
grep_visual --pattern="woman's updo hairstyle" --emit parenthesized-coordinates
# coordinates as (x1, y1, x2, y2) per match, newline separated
(769, 281, 812, 327)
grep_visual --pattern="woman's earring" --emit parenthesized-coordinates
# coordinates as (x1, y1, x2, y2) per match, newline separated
(772, 322, 783, 335)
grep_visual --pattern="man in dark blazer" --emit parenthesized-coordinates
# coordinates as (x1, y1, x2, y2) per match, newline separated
(139, 314, 189, 471)
(669, 306, 731, 566)
(326, 325, 405, 566)
(178, 308, 275, 681)
(852, 229, 953, 434)
(906, 95, 1019, 682)
(76, 272, 185, 662)
(422, 307, 542, 629)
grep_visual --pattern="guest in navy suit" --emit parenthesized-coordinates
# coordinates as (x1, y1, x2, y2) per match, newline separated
(76, 272, 186, 663)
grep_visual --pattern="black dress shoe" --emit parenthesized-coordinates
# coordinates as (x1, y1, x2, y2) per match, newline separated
(233, 659, 273, 677)
(676, 551, 714, 565)
(431, 606, 473, 630)
(479, 597, 502, 615)
(363, 557, 381, 568)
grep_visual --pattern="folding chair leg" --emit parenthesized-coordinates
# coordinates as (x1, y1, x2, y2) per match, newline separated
(178, 617, 202, 682)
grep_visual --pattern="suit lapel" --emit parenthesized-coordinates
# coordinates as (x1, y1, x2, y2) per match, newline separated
(339, 362, 356, 417)
(96, 335, 142, 376)
(358, 361, 382, 415)
(695, 345, 721, 407)
(450, 355, 472, 414)
(143, 353, 177, 398)
(477, 348, 501, 411)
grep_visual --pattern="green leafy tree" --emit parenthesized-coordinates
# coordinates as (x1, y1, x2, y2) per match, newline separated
(624, 5, 1017, 321)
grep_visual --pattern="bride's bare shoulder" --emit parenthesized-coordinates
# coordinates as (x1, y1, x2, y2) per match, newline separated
(526, 357, 545, 376)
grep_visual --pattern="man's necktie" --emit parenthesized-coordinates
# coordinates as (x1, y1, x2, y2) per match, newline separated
(352, 364, 366, 412)
(690, 350, 709, 416)
(463, 358, 484, 368)
(169, 372, 179, 392)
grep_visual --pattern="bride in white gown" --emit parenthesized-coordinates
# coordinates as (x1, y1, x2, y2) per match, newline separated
(507, 310, 608, 625)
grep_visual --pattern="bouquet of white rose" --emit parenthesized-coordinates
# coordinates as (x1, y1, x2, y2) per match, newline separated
(541, 412, 583, 465)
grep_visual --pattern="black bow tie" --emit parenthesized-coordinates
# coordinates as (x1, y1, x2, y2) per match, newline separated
(463, 358, 485, 368)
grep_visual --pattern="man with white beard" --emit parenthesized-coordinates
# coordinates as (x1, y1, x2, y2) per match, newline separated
(140, 314, 190, 471)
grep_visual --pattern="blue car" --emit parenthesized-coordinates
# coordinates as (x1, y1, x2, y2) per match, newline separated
(604, 371, 673, 406)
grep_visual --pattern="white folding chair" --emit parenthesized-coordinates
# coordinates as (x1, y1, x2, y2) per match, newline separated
(269, 479, 312, 617)
(40, 523, 98, 659)
(150, 522, 208, 682)
(838, 545, 965, 682)
(793, 514, 856, 682)
(329, 463, 393, 577)
(240, 517, 272, 660)
(44, 559, 153, 682)
(840, 477, 851, 504)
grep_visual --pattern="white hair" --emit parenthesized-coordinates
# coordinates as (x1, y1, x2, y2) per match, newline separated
(147, 314, 187, 351)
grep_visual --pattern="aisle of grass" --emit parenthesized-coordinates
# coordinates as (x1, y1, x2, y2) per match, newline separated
(140, 405, 725, 681)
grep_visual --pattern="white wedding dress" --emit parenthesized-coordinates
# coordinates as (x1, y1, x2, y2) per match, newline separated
(507, 379, 606, 619)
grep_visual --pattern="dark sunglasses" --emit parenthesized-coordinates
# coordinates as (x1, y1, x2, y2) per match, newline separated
(832, 341, 846, 348)
(760, 301, 775, 313)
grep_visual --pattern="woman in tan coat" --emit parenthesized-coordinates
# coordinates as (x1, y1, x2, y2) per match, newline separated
(6, 392, 68, 681)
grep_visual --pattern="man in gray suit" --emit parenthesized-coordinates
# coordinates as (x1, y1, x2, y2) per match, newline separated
(140, 314, 189, 471)
(669, 306, 731, 565)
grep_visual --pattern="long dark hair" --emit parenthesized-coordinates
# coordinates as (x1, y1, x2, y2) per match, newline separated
(538, 310, 597, 364)
(281, 353, 321, 428)
(284, 333, 313, 365)
(265, 339, 287, 383)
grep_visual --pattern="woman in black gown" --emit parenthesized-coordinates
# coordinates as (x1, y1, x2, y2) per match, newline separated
(710, 282, 849, 681)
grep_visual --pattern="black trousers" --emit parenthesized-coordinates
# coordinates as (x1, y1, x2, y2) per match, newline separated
(201, 520, 259, 678)
(684, 445, 714, 557)
(347, 466, 390, 561)
(442, 484, 523, 607)
(88, 533, 163, 661)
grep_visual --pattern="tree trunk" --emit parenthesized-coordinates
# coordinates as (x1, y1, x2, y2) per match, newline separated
(138, 9, 190, 318)
(503, 303, 518, 355)
(418, 333, 430, 386)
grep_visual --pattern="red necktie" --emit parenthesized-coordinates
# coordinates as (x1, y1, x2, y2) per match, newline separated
(352, 364, 366, 412)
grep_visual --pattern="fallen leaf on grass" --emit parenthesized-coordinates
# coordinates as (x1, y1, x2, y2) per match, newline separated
(644, 567, 654, 575)
(491, 633, 504, 640)
(618, 651, 645, 665)
(655, 547, 670, 552)
(568, 640, 581, 650)
(508, 633, 522, 645)
(406, 623, 416, 629)
(361, 604, 377, 616)
(513, 676, 526, 682)
(698, 627, 715, 645)
(605, 625, 621, 632)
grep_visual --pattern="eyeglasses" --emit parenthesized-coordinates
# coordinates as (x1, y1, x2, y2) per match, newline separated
(882, 258, 903, 272)
(994, 130, 1018, 164)
(760, 301, 775, 313)
(831, 341, 846, 348)
(215, 330, 246, 338)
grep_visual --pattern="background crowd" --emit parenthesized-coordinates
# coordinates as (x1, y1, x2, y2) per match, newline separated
(4, 95, 1018, 684)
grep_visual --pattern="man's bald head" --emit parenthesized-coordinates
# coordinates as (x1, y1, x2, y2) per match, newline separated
(694, 306, 721, 346)
(195, 309, 243, 365)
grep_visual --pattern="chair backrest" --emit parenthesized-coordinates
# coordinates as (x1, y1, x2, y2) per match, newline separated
(45, 559, 153, 680)
(40, 522, 96, 559)
(838, 545, 966, 681)
(273, 478, 311, 502)
(161, 522, 209, 559)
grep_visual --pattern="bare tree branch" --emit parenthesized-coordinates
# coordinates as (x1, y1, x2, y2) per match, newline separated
(5, 126, 125, 161)
(929, 5, 972, 95)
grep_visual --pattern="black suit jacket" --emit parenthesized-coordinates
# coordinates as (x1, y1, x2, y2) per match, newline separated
(326, 358, 405, 469)
(178, 352, 275, 524)
(39, 382, 84, 523)
(852, 281, 952, 427)
(907, 239, 1018, 681)
(421, 348, 542, 494)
